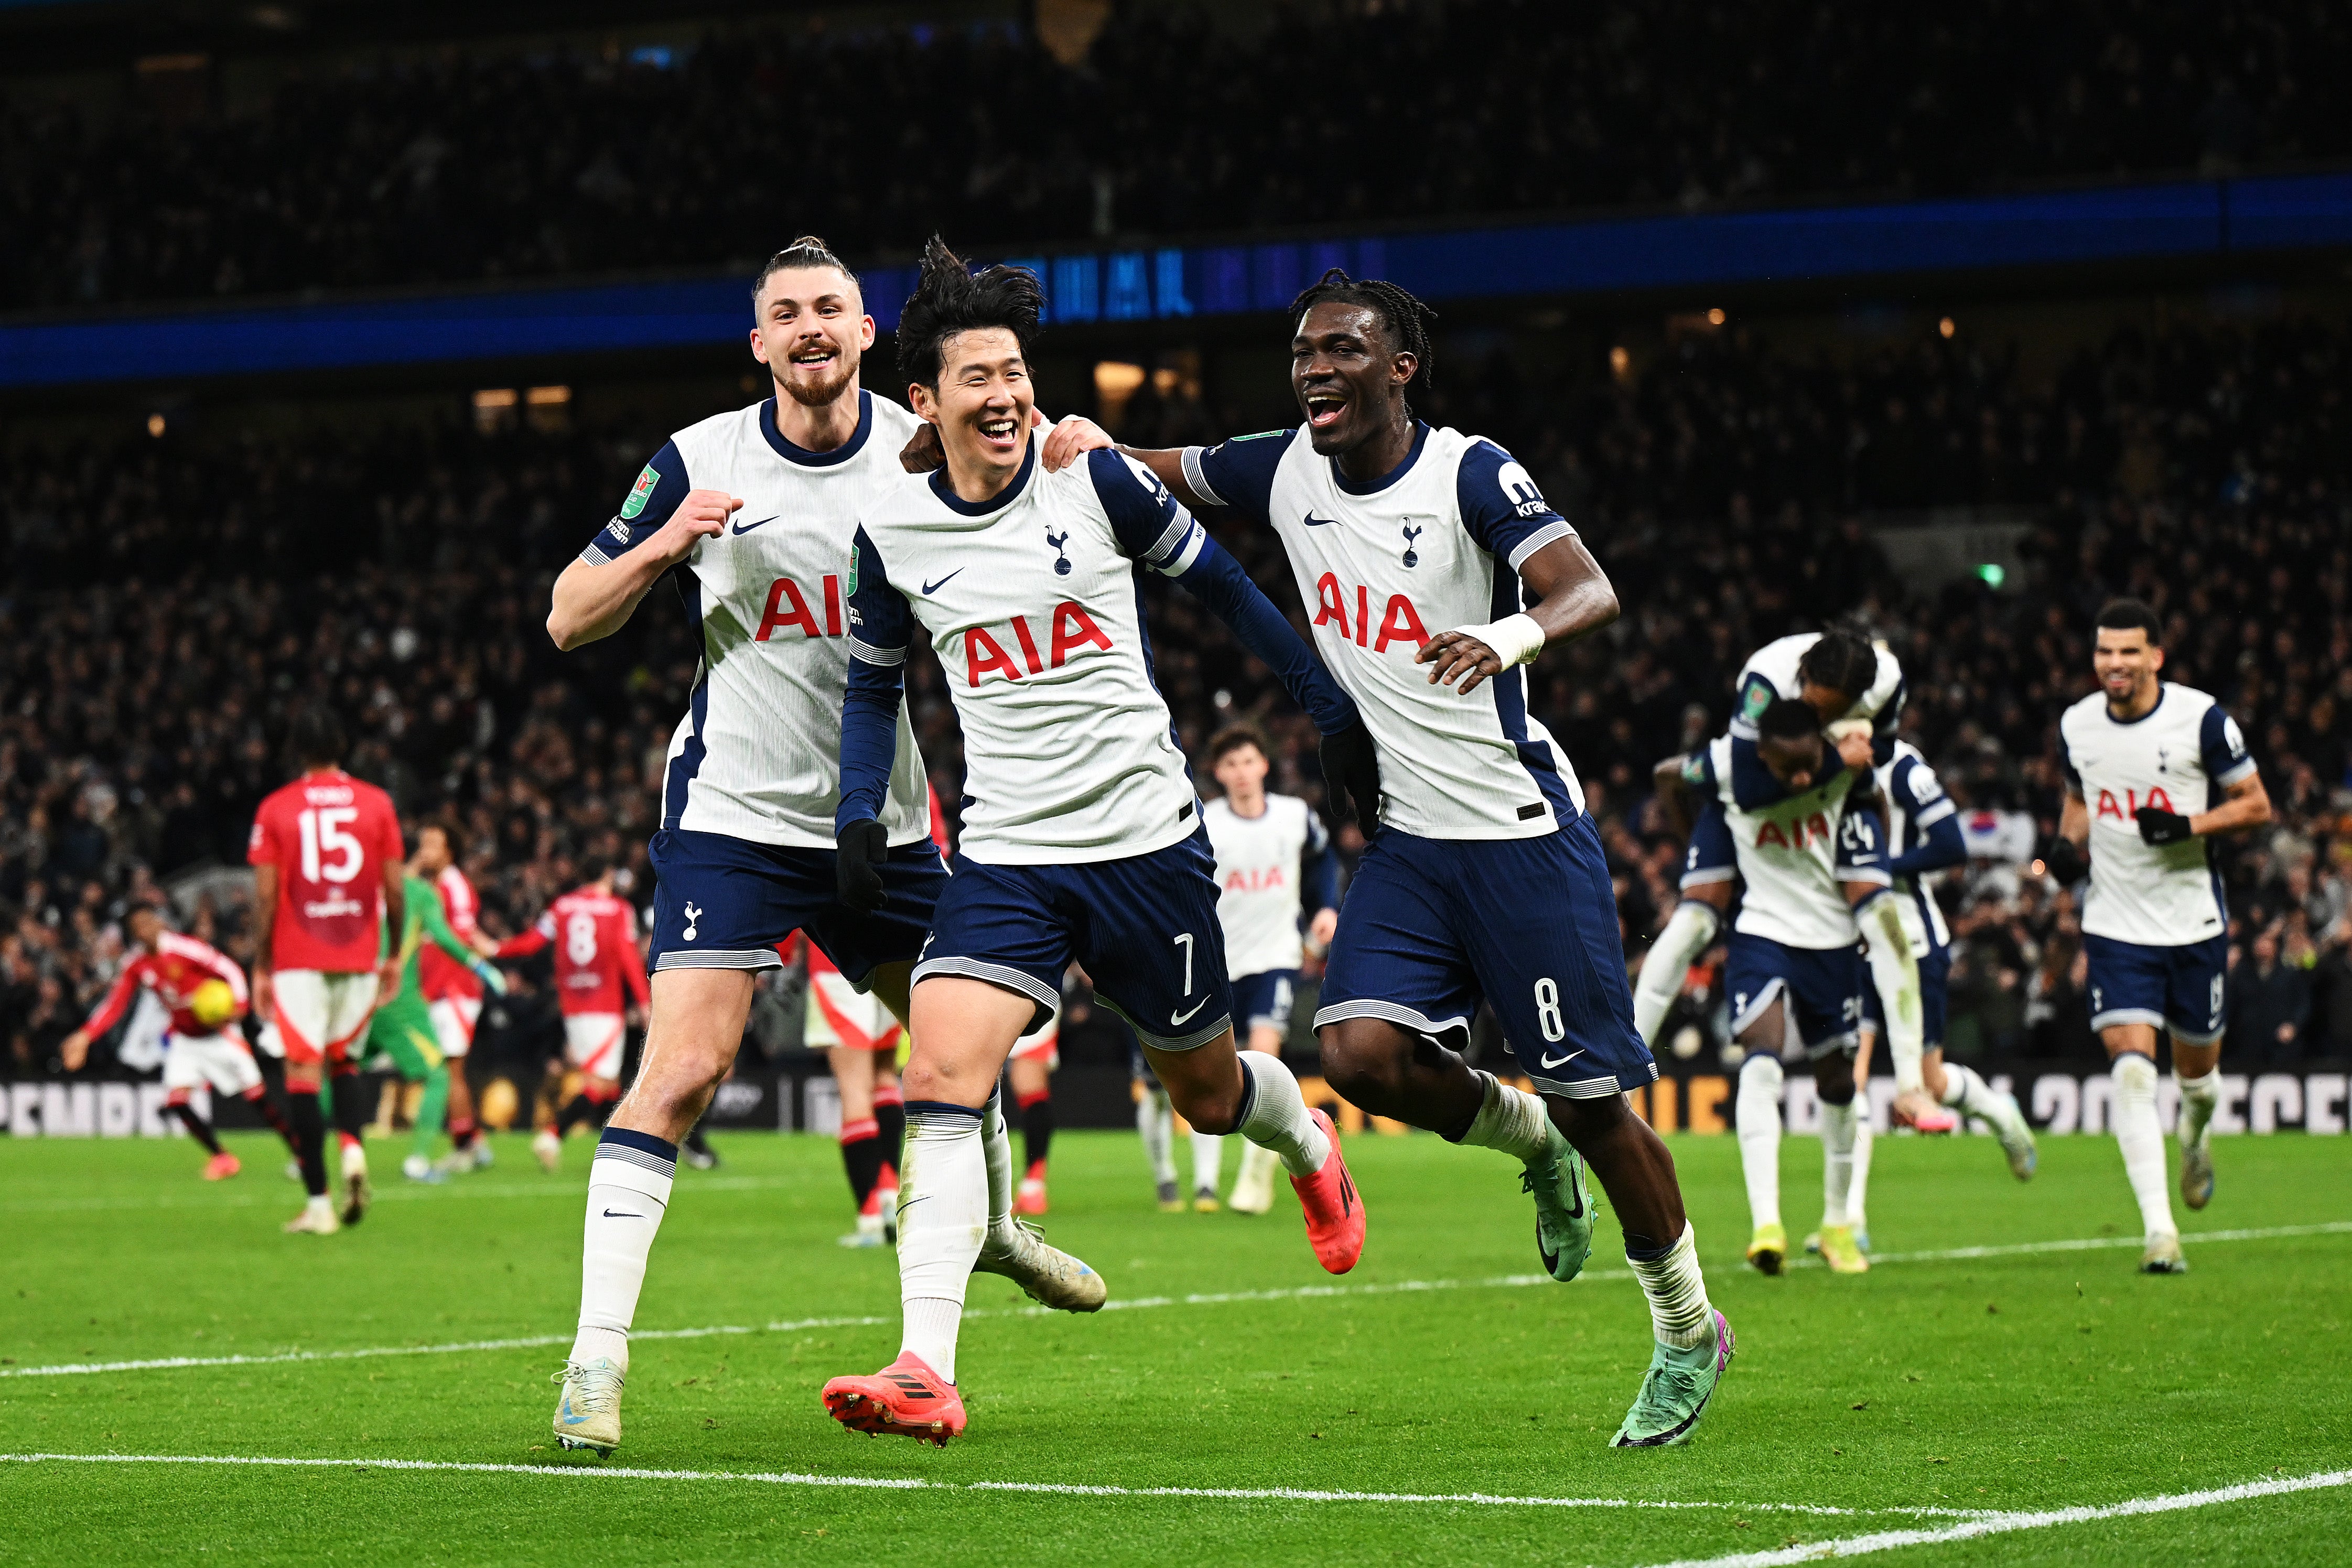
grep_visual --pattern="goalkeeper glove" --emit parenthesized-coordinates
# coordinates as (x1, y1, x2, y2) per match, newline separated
(470, 958, 508, 997)
(836, 818, 890, 912)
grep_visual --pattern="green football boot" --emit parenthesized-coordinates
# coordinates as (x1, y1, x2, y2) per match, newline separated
(1612, 1310, 1735, 1448)
(1522, 1126, 1594, 1282)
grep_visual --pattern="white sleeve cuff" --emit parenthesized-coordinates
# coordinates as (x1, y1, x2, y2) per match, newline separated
(1505, 520, 1577, 572)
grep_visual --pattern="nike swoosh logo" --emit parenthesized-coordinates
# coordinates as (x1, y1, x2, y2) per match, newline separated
(602, 1209, 645, 1218)
(921, 570, 963, 593)
(1538, 1048, 1585, 1070)
(1171, 997, 1209, 1025)
(731, 515, 776, 535)
(1303, 512, 1339, 527)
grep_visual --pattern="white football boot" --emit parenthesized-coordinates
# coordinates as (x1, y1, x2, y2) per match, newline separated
(338, 1139, 371, 1226)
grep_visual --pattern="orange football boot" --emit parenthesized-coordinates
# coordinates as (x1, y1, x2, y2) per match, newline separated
(1289, 1108, 1364, 1274)
(202, 1151, 242, 1181)
(822, 1352, 967, 1446)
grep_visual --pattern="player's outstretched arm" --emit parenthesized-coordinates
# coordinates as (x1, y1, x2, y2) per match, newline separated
(1419, 535, 1619, 696)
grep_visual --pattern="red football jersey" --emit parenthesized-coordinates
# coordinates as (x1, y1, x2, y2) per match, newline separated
(418, 864, 483, 1002)
(497, 886, 650, 1016)
(247, 769, 403, 972)
(83, 930, 250, 1039)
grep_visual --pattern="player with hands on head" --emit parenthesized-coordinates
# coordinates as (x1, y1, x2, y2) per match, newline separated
(2049, 598, 2270, 1273)
(822, 239, 1375, 1446)
(1058, 268, 1729, 1448)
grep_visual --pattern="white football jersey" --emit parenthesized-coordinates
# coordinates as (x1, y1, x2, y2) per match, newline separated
(1204, 793, 1331, 978)
(1876, 741, 1955, 956)
(1695, 734, 1869, 949)
(2058, 683, 2254, 946)
(1184, 423, 1582, 840)
(846, 447, 1207, 865)
(581, 393, 932, 849)
(1732, 633, 1905, 751)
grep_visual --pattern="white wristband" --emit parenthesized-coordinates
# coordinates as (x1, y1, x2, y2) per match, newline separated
(1449, 611, 1546, 667)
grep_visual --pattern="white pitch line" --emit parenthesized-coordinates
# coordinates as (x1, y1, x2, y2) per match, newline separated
(1636, 1467, 2352, 1567)
(6, 1220, 2344, 1382)
(0, 1174, 793, 1216)
(0, 1452, 1986, 1518)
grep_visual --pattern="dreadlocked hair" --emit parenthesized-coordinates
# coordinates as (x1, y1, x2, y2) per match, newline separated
(1796, 627, 1880, 707)
(752, 235, 858, 312)
(1287, 268, 1439, 393)
(894, 235, 1044, 389)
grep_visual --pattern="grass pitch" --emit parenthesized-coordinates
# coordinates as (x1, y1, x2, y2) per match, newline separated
(3, 1124, 2347, 1566)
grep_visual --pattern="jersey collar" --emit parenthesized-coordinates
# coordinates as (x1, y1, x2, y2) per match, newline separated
(1329, 419, 1429, 496)
(928, 432, 1036, 517)
(759, 390, 873, 468)
(2102, 684, 2166, 726)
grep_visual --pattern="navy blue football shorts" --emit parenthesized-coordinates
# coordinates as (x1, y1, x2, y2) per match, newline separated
(916, 826, 1234, 1052)
(1231, 969, 1301, 1036)
(1726, 932, 1867, 1058)
(1861, 945, 1951, 1048)
(646, 828, 946, 986)
(2085, 932, 2227, 1046)
(1315, 814, 1658, 1100)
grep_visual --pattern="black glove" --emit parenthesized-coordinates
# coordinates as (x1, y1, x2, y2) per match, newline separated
(836, 818, 889, 912)
(1319, 721, 1383, 839)
(2040, 835, 2088, 885)
(2134, 805, 2194, 847)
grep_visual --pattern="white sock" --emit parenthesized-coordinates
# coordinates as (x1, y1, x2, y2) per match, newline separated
(1859, 894, 1927, 1093)
(2111, 1054, 2176, 1239)
(2176, 1067, 2220, 1152)
(897, 1106, 989, 1383)
(1736, 1053, 1784, 1231)
(1820, 1096, 1857, 1228)
(1190, 1131, 1224, 1193)
(1138, 1088, 1175, 1186)
(572, 1129, 677, 1371)
(1940, 1062, 2021, 1138)
(980, 1087, 1016, 1245)
(1629, 1221, 1715, 1349)
(1453, 1069, 1552, 1164)
(1235, 1049, 1330, 1177)
(1633, 900, 1719, 1046)
(1847, 1103, 1874, 1230)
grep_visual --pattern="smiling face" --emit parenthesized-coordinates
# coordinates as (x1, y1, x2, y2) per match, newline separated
(1291, 300, 1416, 458)
(2094, 623, 2164, 710)
(750, 266, 872, 408)
(910, 326, 1032, 491)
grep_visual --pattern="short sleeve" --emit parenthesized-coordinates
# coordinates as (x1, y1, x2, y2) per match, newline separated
(535, 910, 557, 941)
(2057, 719, 2084, 792)
(246, 813, 277, 867)
(1181, 429, 1297, 523)
(844, 525, 912, 667)
(2200, 704, 2256, 786)
(580, 439, 692, 565)
(1727, 669, 1779, 742)
(1679, 748, 1719, 793)
(1087, 449, 1203, 572)
(1303, 804, 1331, 856)
(1455, 439, 1574, 570)
(375, 797, 404, 863)
(1892, 755, 1956, 829)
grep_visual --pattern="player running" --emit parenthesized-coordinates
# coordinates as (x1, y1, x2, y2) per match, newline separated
(819, 241, 1381, 1446)
(1067, 270, 1728, 1447)
(363, 843, 511, 1183)
(540, 239, 1098, 1458)
(1657, 699, 1890, 1279)
(482, 858, 650, 1167)
(1192, 721, 1340, 1214)
(61, 902, 296, 1178)
(2047, 599, 2270, 1274)
(248, 706, 405, 1235)
(414, 820, 492, 1171)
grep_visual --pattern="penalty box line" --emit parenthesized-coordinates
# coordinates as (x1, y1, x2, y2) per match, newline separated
(1637, 1467, 2352, 1567)
(6, 1219, 2345, 1382)
(0, 1451, 1988, 1518)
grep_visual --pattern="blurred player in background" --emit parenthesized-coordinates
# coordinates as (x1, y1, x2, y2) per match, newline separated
(483, 857, 650, 1170)
(795, 929, 907, 1246)
(248, 706, 404, 1236)
(61, 901, 294, 1178)
(1192, 722, 1339, 1214)
(1008, 999, 1062, 1215)
(1078, 271, 1727, 1447)
(414, 820, 492, 1171)
(364, 839, 509, 1183)
(2049, 599, 2270, 1274)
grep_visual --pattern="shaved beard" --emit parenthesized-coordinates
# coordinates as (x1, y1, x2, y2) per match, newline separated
(777, 344, 859, 408)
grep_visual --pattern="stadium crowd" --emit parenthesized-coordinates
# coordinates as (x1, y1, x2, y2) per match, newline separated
(5, 0, 2350, 309)
(6, 308, 2352, 1082)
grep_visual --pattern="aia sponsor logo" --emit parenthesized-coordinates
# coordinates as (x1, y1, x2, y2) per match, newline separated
(2097, 786, 2177, 819)
(1310, 573, 1430, 652)
(963, 602, 1114, 687)
(1753, 813, 1832, 850)
(755, 575, 845, 642)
